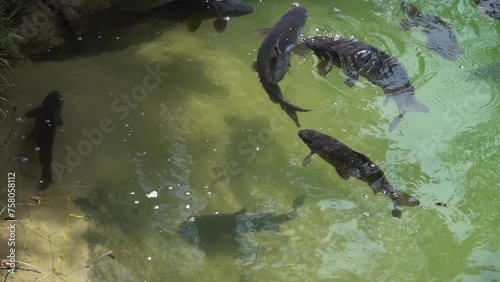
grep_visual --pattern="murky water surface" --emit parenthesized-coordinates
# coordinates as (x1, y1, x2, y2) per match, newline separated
(1, 0, 499, 281)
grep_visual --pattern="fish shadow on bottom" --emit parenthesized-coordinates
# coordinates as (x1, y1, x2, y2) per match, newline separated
(177, 195, 306, 257)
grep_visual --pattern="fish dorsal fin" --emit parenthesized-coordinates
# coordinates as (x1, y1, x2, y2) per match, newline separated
(351, 150, 372, 164)
(335, 167, 350, 180)
(235, 207, 247, 215)
(25, 107, 41, 118)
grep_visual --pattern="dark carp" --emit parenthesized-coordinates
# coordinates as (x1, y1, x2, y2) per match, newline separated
(400, 1, 463, 61)
(149, 0, 255, 33)
(298, 129, 419, 217)
(305, 36, 429, 131)
(25, 91, 64, 191)
(253, 5, 311, 127)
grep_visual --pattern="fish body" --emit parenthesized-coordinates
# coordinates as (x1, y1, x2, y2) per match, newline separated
(149, 0, 255, 33)
(400, 1, 463, 61)
(305, 36, 429, 131)
(253, 5, 311, 127)
(25, 90, 64, 191)
(298, 129, 419, 217)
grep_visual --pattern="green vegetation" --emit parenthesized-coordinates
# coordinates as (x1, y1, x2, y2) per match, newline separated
(0, 0, 27, 59)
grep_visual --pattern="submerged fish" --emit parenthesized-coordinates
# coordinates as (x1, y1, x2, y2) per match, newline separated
(149, 0, 255, 33)
(305, 36, 429, 131)
(253, 5, 311, 127)
(400, 1, 463, 61)
(25, 91, 64, 191)
(475, 0, 500, 20)
(298, 129, 419, 217)
(178, 195, 306, 255)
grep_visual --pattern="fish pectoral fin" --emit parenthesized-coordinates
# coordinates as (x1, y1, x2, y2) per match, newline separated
(316, 60, 333, 77)
(388, 115, 402, 132)
(302, 152, 315, 166)
(186, 21, 202, 32)
(251, 61, 258, 72)
(391, 208, 402, 218)
(271, 40, 281, 58)
(213, 18, 227, 33)
(25, 107, 41, 118)
(292, 194, 306, 210)
(335, 167, 351, 180)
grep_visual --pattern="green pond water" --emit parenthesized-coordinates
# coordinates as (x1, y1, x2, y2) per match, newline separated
(2, 0, 500, 281)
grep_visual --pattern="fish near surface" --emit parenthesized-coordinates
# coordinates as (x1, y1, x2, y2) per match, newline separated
(298, 129, 419, 218)
(305, 36, 429, 131)
(476, 0, 500, 20)
(400, 1, 463, 61)
(149, 0, 254, 33)
(25, 91, 64, 191)
(253, 5, 311, 127)
(178, 195, 306, 256)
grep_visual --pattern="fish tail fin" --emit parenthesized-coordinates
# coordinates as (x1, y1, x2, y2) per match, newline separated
(392, 191, 420, 207)
(281, 102, 311, 127)
(406, 99, 429, 113)
(285, 194, 306, 220)
(38, 168, 53, 191)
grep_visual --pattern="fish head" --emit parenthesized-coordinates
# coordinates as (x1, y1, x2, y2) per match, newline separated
(42, 90, 64, 115)
(298, 129, 325, 150)
(177, 216, 200, 245)
(213, 0, 254, 18)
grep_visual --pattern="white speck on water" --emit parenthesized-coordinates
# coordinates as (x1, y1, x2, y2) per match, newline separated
(459, 65, 464, 69)
(363, 212, 370, 216)
(153, 205, 159, 210)
(130, 192, 135, 195)
(168, 186, 173, 190)
(115, 36, 120, 40)
(256, 147, 260, 151)
(16, 117, 23, 123)
(21, 158, 28, 163)
(185, 191, 191, 196)
(140, 112, 145, 116)
(214, 211, 219, 214)
(77, 36, 82, 40)
(123, 139, 127, 142)
(34, 147, 40, 151)
(364, 194, 368, 199)
(147, 257, 152, 261)
(21, 135, 26, 139)
(125, 123, 129, 127)
(188, 216, 195, 222)
(134, 200, 140, 204)
(212, 148, 217, 152)
(185, 204, 191, 209)
(208, 191, 212, 195)
(146, 191, 158, 198)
